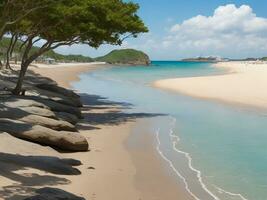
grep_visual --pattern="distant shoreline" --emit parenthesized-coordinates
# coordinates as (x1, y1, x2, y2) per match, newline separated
(154, 61, 267, 110)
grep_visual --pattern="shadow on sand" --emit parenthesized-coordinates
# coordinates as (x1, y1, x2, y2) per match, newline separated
(78, 93, 166, 130)
(0, 68, 165, 199)
(0, 152, 82, 200)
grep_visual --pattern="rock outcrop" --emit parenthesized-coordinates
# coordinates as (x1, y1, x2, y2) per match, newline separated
(2, 96, 82, 119)
(36, 83, 80, 99)
(0, 119, 88, 151)
(0, 72, 88, 152)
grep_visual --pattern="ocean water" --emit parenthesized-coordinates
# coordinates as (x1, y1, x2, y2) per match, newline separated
(73, 61, 267, 200)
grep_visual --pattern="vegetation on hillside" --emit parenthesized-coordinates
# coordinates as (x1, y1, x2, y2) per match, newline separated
(44, 51, 93, 63)
(0, 0, 148, 94)
(182, 56, 220, 62)
(0, 37, 93, 63)
(96, 49, 150, 65)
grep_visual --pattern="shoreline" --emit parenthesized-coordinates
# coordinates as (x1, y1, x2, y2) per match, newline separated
(32, 62, 107, 88)
(29, 63, 190, 199)
(153, 61, 267, 110)
(31, 63, 140, 199)
(126, 118, 193, 200)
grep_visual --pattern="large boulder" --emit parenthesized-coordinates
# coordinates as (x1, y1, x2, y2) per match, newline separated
(0, 105, 76, 131)
(0, 103, 56, 119)
(19, 106, 57, 118)
(0, 119, 89, 151)
(55, 112, 79, 125)
(32, 87, 83, 107)
(24, 187, 85, 200)
(2, 96, 82, 118)
(2, 97, 50, 109)
(35, 83, 80, 99)
(20, 115, 77, 132)
(34, 97, 82, 119)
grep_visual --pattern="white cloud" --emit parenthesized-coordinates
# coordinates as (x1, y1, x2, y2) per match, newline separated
(55, 4, 267, 60)
(163, 4, 267, 59)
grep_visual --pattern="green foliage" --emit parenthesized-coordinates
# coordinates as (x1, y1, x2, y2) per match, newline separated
(14, 0, 148, 49)
(44, 51, 93, 63)
(0, 37, 92, 62)
(96, 49, 150, 65)
(2, 0, 148, 93)
(261, 57, 267, 61)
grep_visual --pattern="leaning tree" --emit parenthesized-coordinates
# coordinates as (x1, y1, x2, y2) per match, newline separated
(10, 0, 148, 95)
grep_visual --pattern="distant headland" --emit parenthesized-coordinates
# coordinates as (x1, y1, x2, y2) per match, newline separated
(181, 56, 228, 62)
(96, 49, 150, 66)
(181, 56, 267, 62)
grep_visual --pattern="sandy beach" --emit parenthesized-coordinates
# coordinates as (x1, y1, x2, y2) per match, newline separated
(154, 61, 267, 109)
(32, 62, 106, 88)
(0, 63, 191, 200)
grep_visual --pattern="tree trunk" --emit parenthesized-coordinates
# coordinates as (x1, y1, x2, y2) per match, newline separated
(12, 62, 28, 95)
(12, 38, 60, 95)
(5, 34, 15, 70)
(5, 52, 10, 69)
(10, 34, 18, 63)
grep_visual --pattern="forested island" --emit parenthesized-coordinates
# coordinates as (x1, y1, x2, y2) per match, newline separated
(96, 49, 150, 65)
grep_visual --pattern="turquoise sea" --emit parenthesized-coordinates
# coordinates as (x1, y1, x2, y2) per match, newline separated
(73, 61, 267, 200)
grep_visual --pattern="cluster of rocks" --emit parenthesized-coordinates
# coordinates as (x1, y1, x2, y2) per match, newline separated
(0, 70, 89, 152)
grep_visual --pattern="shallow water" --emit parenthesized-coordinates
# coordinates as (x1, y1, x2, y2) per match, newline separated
(73, 61, 267, 200)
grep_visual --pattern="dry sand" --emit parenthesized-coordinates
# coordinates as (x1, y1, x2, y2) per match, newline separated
(0, 63, 190, 200)
(154, 61, 267, 109)
(32, 62, 106, 88)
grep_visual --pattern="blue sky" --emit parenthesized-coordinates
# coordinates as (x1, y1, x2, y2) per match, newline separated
(135, 0, 267, 35)
(56, 0, 267, 60)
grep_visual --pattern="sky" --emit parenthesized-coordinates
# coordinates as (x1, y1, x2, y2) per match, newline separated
(55, 0, 267, 60)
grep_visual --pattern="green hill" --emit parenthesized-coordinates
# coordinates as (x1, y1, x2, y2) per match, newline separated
(44, 51, 93, 63)
(96, 49, 150, 65)
(0, 37, 93, 63)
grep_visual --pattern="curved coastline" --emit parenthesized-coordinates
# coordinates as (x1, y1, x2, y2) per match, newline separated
(153, 61, 267, 110)
(34, 61, 266, 199)
(33, 63, 193, 200)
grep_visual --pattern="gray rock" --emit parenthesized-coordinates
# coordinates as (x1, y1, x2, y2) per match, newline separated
(34, 97, 82, 119)
(0, 119, 89, 151)
(14, 106, 56, 119)
(2, 97, 50, 109)
(0, 105, 76, 131)
(2, 96, 82, 118)
(24, 187, 85, 200)
(55, 112, 79, 125)
(36, 83, 80, 99)
(20, 115, 77, 132)
(32, 87, 83, 107)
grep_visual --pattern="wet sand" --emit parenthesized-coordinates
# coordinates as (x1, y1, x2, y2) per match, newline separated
(0, 63, 191, 199)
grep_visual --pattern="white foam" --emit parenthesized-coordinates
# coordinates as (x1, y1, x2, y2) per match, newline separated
(156, 116, 249, 200)
(156, 128, 201, 200)
(213, 185, 248, 200)
(168, 117, 220, 200)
